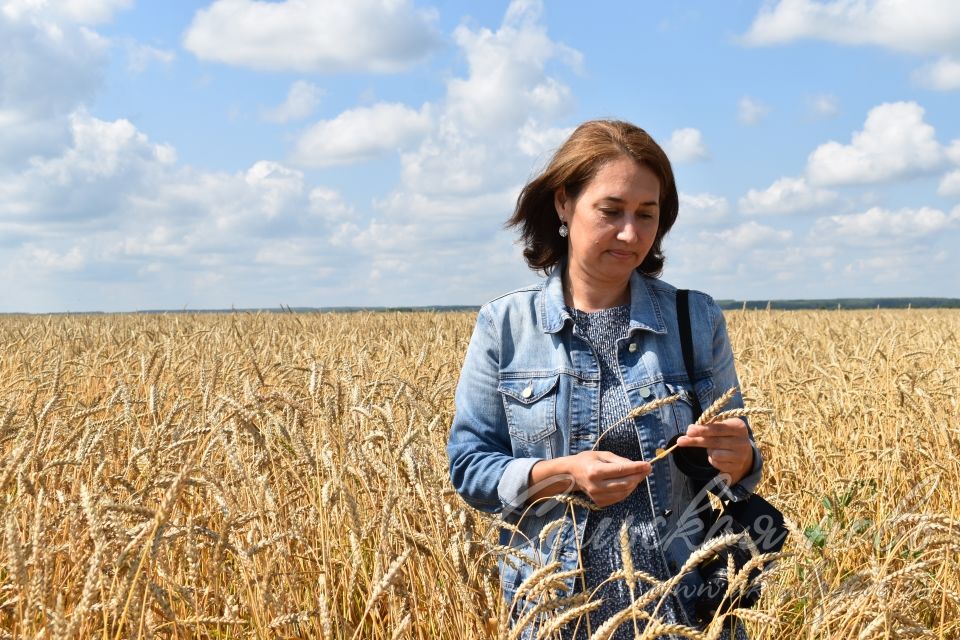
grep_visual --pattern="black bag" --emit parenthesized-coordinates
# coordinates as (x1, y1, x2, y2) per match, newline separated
(675, 290, 788, 622)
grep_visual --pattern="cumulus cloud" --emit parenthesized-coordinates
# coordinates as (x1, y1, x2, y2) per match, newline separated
(665, 128, 708, 163)
(939, 170, 960, 197)
(3, 0, 132, 24)
(0, 7, 110, 165)
(738, 96, 769, 125)
(262, 81, 323, 123)
(182, 0, 441, 73)
(705, 221, 792, 251)
(309, 187, 356, 223)
(676, 192, 729, 227)
(741, 0, 960, 55)
(913, 56, 960, 90)
(292, 102, 432, 168)
(814, 206, 960, 245)
(0, 109, 372, 311)
(1, 0, 583, 310)
(1, 111, 176, 223)
(516, 120, 574, 158)
(294, 0, 583, 299)
(396, 0, 580, 200)
(444, 0, 581, 135)
(22, 243, 86, 271)
(739, 176, 838, 215)
(741, 1, 960, 91)
(948, 140, 960, 165)
(807, 101, 945, 186)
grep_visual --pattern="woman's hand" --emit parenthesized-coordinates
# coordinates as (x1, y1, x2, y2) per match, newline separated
(528, 451, 651, 508)
(676, 418, 754, 486)
(569, 451, 652, 508)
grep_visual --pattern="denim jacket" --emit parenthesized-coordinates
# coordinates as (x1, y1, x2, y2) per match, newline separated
(446, 264, 763, 616)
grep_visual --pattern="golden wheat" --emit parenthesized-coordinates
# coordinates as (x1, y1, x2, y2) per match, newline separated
(0, 308, 955, 638)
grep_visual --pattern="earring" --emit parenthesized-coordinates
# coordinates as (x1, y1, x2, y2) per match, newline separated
(558, 222, 568, 238)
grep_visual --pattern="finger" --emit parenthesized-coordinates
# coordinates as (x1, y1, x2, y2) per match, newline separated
(591, 478, 643, 504)
(677, 434, 750, 449)
(601, 476, 637, 491)
(705, 448, 742, 466)
(594, 460, 650, 480)
(684, 421, 747, 438)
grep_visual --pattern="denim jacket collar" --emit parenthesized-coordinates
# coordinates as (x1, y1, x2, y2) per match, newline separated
(538, 259, 668, 336)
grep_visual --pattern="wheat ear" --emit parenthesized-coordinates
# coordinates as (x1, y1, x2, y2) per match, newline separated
(695, 386, 738, 425)
(650, 387, 773, 464)
(593, 394, 681, 451)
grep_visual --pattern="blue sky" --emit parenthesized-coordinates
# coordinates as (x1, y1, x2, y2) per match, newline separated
(1, 0, 959, 312)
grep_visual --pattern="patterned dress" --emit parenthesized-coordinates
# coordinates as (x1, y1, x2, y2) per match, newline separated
(564, 305, 746, 640)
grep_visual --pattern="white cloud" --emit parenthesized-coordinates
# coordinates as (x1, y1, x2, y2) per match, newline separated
(739, 176, 838, 215)
(807, 101, 945, 186)
(939, 170, 960, 197)
(738, 96, 769, 125)
(0, 111, 177, 224)
(444, 0, 581, 134)
(808, 93, 839, 117)
(3, 0, 132, 24)
(0, 7, 109, 165)
(0, 110, 374, 311)
(913, 56, 960, 90)
(948, 140, 960, 165)
(705, 221, 792, 251)
(395, 0, 580, 200)
(262, 81, 323, 123)
(243, 161, 304, 219)
(126, 41, 175, 73)
(665, 128, 708, 163)
(309, 187, 356, 223)
(1, 113, 316, 234)
(741, 0, 960, 55)
(23, 243, 86, 271)
(677, 192, 729, 226)
(292, 102, 432, 168)
(332, 0, 584, 300)
(814, 206, 960, 244)
(516, 120, 574, 158)
(2, 1, 581, 311)
(182, 0, 441, 73)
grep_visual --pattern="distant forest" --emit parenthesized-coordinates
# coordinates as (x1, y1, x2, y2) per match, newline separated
(713, 298, 960, 310)
(196, 298, 960, 313)
(10, 298, 960, 315)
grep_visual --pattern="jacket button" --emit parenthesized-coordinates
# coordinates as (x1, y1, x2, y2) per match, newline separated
(521, 385, 533, 399)
(628, 343, 638, 353)
(639, 386, 652, 398)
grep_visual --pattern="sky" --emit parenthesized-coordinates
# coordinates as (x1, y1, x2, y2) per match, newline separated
(1, 0, 959, 312)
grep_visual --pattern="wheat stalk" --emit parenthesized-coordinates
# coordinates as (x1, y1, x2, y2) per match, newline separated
(593, 394, 681, 450)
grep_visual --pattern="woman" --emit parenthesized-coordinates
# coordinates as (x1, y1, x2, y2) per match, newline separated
(446, 120, 762, 638)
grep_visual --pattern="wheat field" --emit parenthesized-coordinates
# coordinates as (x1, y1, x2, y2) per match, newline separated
(0, 309, 957, 639)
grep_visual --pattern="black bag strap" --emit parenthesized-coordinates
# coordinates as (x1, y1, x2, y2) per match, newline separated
(676, 289, 703, 419)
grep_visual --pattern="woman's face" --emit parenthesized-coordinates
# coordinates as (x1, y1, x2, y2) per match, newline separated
(555, 155, 661, 289)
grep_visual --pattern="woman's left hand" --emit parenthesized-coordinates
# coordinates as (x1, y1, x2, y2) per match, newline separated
(676, 418, 754, 486)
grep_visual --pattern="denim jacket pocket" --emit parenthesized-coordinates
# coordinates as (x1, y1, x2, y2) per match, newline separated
(664, 378, 714, 437)
(498, 373, 560, 455)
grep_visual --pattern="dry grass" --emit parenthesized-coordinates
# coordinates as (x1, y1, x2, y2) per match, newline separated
(0, 308, 957, 639)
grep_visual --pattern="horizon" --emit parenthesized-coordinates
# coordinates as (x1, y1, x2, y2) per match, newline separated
(3, 296, 960, 316)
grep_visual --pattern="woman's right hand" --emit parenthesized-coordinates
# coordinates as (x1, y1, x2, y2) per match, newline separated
(529, 451, 651, 508)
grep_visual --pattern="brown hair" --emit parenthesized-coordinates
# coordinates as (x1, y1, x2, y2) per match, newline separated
(507, 119, 679, 277)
